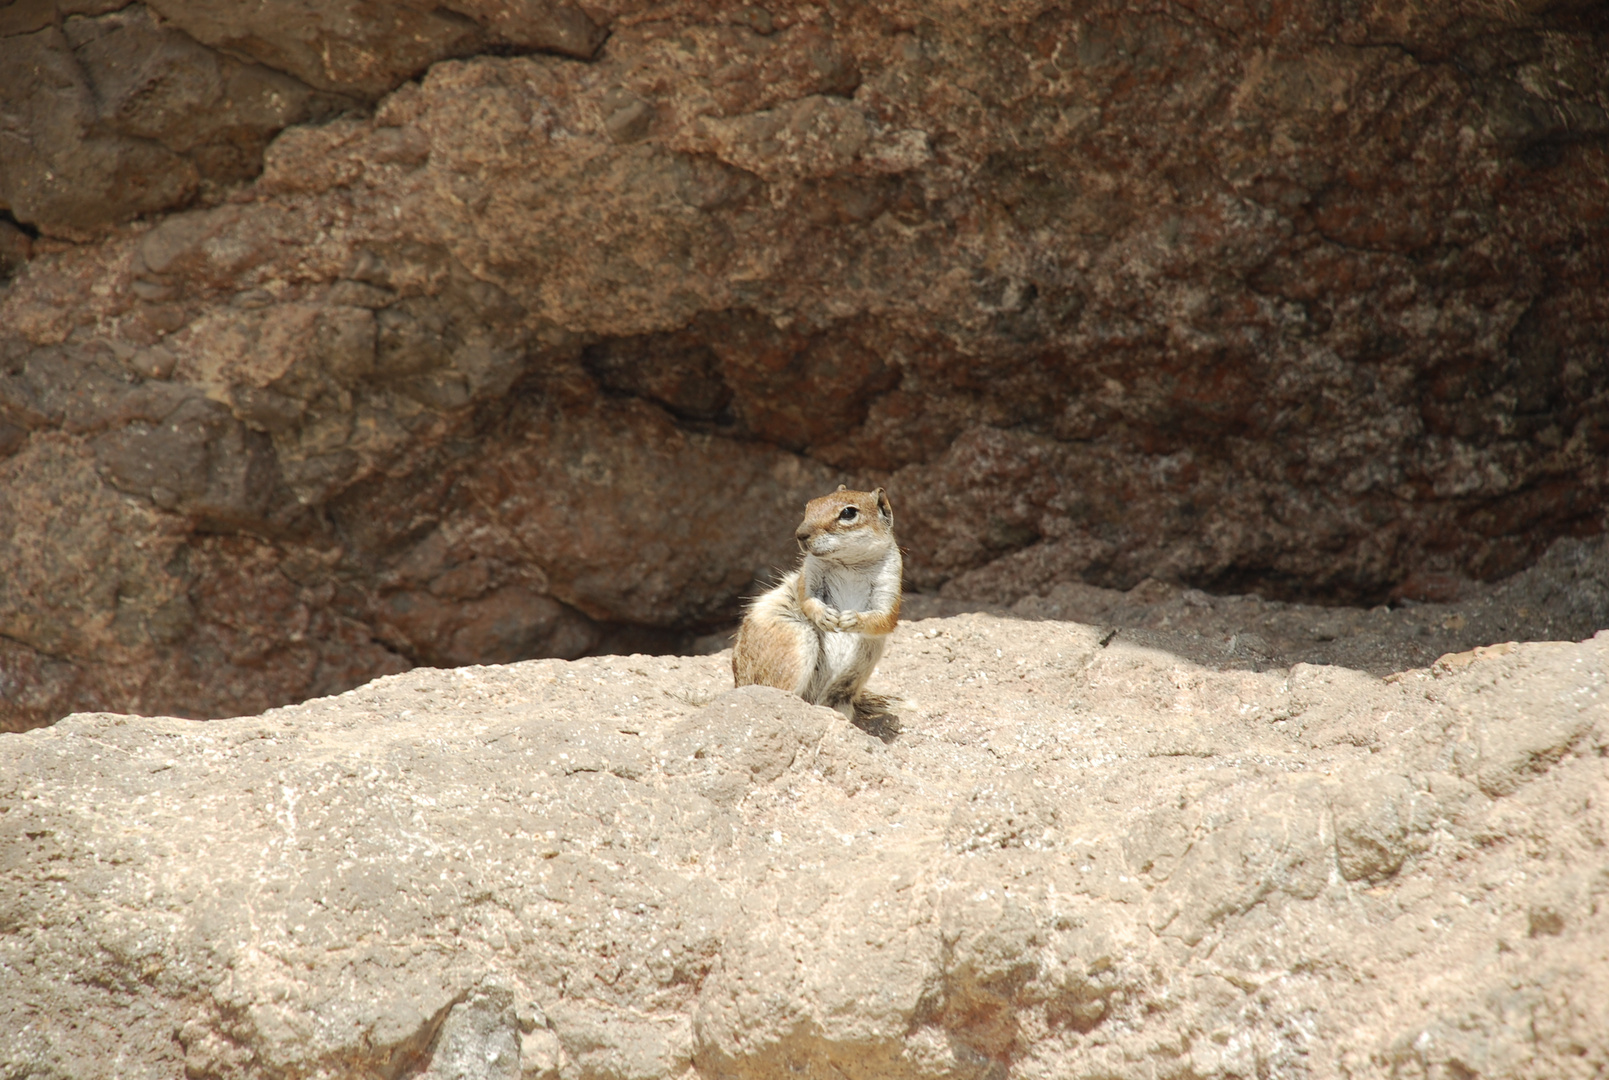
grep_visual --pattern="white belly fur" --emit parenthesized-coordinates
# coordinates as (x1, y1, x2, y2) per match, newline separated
(821, 631, 862, 685)
(817, 563, 872, 611)
(816, 562, 879, 690)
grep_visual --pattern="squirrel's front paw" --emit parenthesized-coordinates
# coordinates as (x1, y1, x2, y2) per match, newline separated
(834, 608, 863, 630)
(803, 597, 844, 630)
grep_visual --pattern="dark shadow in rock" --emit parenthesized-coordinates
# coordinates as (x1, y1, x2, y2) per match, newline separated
(852, 697, 902, 743)
(900, 534, 1609, 679)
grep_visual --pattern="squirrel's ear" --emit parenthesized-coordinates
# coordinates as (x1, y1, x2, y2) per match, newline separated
(836, 484, 847, 492)
(876, 487, 893, 524)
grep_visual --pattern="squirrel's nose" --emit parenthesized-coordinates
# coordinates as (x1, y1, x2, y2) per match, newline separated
(795, 525, 812, 542)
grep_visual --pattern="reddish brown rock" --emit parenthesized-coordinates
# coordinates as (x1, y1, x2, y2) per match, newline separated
(0, 4, 351, 238)
(0, 0, 1606, 726)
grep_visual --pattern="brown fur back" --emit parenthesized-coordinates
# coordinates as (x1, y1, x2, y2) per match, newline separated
(732, 619, 803, 692)
(731, 571, 816, 697)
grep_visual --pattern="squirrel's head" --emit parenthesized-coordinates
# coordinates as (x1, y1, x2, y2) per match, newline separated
(795, 485, 895, 564)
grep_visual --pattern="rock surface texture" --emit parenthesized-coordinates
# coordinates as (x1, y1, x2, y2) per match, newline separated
(911, 534, 1609, 678)
(4, 613, 1608, 1079)
(2, 0, 1608, 726)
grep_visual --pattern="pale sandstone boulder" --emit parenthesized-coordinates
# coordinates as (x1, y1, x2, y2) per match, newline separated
(3, 614, 1606, 1079)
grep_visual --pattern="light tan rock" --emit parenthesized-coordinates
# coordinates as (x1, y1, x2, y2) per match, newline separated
(3, 614, 1606, 1079)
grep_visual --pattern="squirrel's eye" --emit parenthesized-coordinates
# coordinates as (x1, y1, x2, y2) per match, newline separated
(838, 506, 858, 522)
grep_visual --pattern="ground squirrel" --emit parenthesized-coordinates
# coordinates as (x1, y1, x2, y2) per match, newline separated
(732, 485, 903, 721)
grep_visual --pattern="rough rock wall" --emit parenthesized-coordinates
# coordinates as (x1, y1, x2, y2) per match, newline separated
(3, 617, 1607, 1079)
(2, 0, 1608, 727)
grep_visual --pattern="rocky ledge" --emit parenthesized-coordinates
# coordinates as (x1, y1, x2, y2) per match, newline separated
(4, 611, 1605, 1079)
